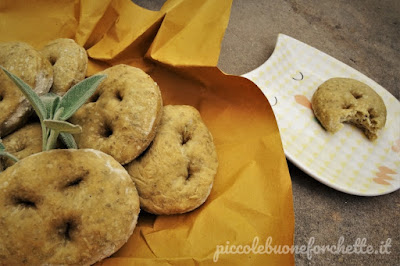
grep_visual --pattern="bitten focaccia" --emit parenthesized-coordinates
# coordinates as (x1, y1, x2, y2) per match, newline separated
(40, 38, 88, 95)
(0, 149, 140, 265)
(311, 78, 387, 140)
(70, 64, 163, 165)
(0, 42, 53, 137)
(127, 105, 218, 215)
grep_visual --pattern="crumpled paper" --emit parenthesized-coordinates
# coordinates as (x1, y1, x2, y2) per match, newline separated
(0, 0, 294, 264)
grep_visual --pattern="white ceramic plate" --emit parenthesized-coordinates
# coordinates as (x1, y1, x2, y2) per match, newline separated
(243, 34, 400, 196)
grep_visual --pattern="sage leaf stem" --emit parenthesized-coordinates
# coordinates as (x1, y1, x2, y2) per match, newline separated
(0, 151, 19, 163)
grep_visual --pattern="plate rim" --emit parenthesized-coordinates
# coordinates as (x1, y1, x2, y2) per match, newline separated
(243, 33, 400, 197)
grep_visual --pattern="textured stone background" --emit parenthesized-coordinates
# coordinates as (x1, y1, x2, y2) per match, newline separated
(134, 0, 399, 265)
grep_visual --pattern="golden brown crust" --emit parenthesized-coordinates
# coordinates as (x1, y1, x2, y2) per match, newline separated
(311, 78, 387, 140)
(0, 123, 42, 170)
(70, 64, 163, 165)
(0, 149, 140, 265)
(0, 42, 53, 137)
(127, 105, 218, 215)
(40, 38, 88, 95)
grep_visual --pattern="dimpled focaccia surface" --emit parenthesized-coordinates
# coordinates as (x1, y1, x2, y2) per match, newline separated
(311, 78, 387, 140)
(70, 64, 163, 165)
(127, 105, 218, 215)
(40, 38, 88, 95)
(0, 42, 53, 137)
(0, 149, 140, 265)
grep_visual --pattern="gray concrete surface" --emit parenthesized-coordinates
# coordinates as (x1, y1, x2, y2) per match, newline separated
(135, 0, 399, 265)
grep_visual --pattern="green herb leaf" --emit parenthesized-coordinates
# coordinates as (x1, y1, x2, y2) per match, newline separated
(59, 132, 78, 149)
(0, 140, 18, 164)
(41, 93, 61, 119)
(0, 66, 47, 121)
(43, 120, 82, 134)
(58, 74, 106, 120)
(0, 151, 19, 163)
(1, 66, 106, 152)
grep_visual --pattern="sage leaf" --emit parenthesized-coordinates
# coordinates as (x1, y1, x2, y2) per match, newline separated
(58, 74, 106, 120)
(0, 151, 19, 162)
(0, 140, 18, 164)
(0, 66, 47, 121)
(1, 66, 106, 152)
(43, 120, 82, 134)
(59, 132, 78, 149)
(41, 93, 61, 119)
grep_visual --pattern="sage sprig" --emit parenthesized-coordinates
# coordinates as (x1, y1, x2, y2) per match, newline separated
(0, 141, 18, 163)
(0, 66, 106, 151)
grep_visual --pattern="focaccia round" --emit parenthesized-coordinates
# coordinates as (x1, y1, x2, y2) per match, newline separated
(0, 42, 53, 137)
(70, 64, 163, 164)
(127, 105, 218, 215)
(311, 78, 387, 140)
(40, 38, 88, 95)
(0, 149, 140, 265)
